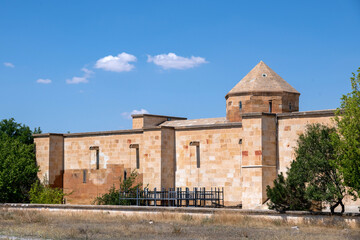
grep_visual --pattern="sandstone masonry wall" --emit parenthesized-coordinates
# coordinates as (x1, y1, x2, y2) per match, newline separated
(161, 127, 176, 190)
(277, 113, 334, 174)
(174, 126, 243, 206)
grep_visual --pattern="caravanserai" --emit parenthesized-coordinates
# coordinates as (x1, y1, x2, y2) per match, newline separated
(34, 61, 338, 209)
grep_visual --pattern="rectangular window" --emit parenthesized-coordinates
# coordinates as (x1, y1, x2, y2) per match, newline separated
(196, 145, 200, 168)
(136, 148, 140, 169)
(96, 149, 99, 170)
(269, 100, 273, 113)
(129, 144, 140, 169)
(83, 170, 87, 183)
(89, 146, 100, 170)
(190, 141, 200, 168)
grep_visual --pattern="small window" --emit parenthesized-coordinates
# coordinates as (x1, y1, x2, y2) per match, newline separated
(96, 149, 99, 170)
(136, 148, 140, 169)
(196, 145, 200, 168)
(83, 170, 87, 183)
(167, 117, 172, 121)
(189, 141, 200, 168)
(129, 144, 140, 169)
(262, 73, 267, 77)
(124, 170, 127, 181)
(269, 101, 273, 113)
(239, 101, 242, 110)
(89, 146, 100, 170)
(289, 103, 292, 110)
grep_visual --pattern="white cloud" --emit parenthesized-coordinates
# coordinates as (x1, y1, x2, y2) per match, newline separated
(95, 52, 137, 72)
(36, 78, 52, 84)
(121, 109, 149, 119)
(147, 53, 207, 70)
(4, 62, 15, 68)
(66, 67, 94, 84)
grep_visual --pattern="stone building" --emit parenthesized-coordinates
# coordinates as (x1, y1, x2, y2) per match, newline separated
(34, 61, 337, 209)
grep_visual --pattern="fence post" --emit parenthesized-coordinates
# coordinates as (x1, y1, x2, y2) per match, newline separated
(145, 188, 148, 206)
(203, 187, 206, 207)
(195, 188, 197, 207)
(154, 187, 157, 206)
(222, 187, 224, 206)
(176, 188, 179, 207)
(136, 188, 139, 206)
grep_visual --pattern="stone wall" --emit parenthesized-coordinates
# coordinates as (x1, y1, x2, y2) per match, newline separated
(63, 133, 143, 171)
(241, 115, 263, 209)
(34, 136, 50, 182)
(132, 114, 187, 129)
(49, 134, 64, 188)
(34, 134, 64, 187)
(174, 126, 243, 206)
(161, 127, 176, 190)
(63, 164, 125, 204)
(141, 129, 162, 189)
(277, 111, 335, 174)
(226, 92, 299, 122)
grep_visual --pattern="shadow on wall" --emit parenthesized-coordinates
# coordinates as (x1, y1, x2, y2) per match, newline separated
(63, 164, 143, 205)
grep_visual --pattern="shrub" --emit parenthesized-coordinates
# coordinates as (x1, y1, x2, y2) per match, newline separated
(29, 180, 66, 204)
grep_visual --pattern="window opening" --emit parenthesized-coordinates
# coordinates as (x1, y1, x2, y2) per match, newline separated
(124, 170, 127, 181)
(289, 103, 292, 110)
(190, 141, 200, 168)
(96, 149, 99, 170)
(239, 101, 242, 110)
(89, 146, 100, 170)
(129, 144, 140, 169)
(269, 100, 273, 113)
(136, 148, 140, 169)
(83, 170, 86, 183)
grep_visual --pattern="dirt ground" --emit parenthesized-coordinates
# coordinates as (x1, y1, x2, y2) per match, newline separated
(0, 209, 359, 240)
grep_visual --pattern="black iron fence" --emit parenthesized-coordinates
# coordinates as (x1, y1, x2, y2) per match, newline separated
(119, 187, 224, 207)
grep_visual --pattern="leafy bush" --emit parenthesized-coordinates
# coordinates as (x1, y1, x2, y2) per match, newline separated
(93, 170, 143, 205)
(29, 180, 66, 204)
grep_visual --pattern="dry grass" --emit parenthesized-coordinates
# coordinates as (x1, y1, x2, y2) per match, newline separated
(0, 209, 359, 240)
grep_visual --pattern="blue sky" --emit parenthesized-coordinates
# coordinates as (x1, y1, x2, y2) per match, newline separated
(1, 0, 359, 133)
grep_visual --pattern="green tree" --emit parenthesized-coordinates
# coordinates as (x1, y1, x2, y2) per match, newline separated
(266, 173, 310, 212)
(0, 118, 41, 145)
(0, 118, 41, 203)
(334, 67, 360, 198)
(0, 135, 39, 202)
(267, 124, 346, 214)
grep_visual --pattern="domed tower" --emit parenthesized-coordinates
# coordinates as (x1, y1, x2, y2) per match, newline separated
(225, 61, 300, 122)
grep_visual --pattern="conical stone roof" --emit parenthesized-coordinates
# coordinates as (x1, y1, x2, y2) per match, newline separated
(226, 61, 299, 98)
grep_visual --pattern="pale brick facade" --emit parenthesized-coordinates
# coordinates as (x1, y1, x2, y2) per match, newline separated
(34, 61, 354, 209)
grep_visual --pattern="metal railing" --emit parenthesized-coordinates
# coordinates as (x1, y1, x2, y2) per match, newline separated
(119, 187, 224, 207)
